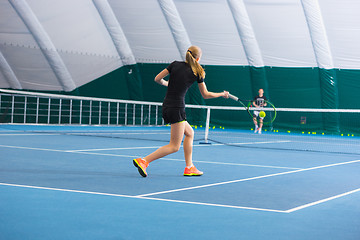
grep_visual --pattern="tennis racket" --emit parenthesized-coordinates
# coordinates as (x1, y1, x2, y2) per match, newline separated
(228, 93, 277, 125)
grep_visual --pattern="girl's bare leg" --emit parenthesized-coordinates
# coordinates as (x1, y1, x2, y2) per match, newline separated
(183, 121, 194, 167)
(144, 121, 185, 163)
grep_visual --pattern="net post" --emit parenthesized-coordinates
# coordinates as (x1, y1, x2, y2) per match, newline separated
(200, 107, 211, 144)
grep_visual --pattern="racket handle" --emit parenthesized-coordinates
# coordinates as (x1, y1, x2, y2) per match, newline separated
(228, 93, 239, 101)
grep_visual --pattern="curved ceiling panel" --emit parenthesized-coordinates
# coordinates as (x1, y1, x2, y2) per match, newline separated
(0, 0, 359, 91)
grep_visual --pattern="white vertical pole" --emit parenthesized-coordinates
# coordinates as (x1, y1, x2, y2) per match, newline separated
(47, 98, 51, 124)
(79, 100, 83, 124)
(89, 101, 92, 125)
(203, 108, 211, 144)
(133, 104, 136, 125)
(35, 97, 39, 124)
(125, 103, 128, 125)
(58, 99, 62, 124)
(99, 101, 102, 125)
(116, 102, 119, 125)
(11, 95, 15, 123)
(155, 105, 158, 125)
(69, 99, 73, 124)
(108, 102, 110, 125)
(24, 96, 27, 123)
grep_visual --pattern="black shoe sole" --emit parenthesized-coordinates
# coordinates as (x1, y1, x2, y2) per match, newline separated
(133, 159, 147, 177)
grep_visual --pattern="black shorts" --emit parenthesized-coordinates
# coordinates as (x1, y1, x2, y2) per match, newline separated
(162, 106, 186, 124)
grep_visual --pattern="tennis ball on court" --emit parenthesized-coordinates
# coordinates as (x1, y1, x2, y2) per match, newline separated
(259, 111, 266, 118)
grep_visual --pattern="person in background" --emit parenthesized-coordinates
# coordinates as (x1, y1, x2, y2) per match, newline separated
(252, 88, 267, 134)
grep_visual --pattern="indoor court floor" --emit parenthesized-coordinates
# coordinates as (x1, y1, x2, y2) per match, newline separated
(1, 124, 360, 240)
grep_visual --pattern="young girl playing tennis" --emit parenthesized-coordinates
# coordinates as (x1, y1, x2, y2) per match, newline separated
(133, 45, 229, 177)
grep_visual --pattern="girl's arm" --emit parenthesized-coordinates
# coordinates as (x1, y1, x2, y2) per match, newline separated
(198, 82, 229, 99)
(154, 69, 169, 87)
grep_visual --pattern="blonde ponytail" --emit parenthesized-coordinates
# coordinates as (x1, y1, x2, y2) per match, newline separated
(185, 46, 205, 79)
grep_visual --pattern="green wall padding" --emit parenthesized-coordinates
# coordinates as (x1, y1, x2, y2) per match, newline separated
(75, 64, 143, 100)
(249, 66, 269, 98)
(319, 68, 340, 132)
(69, 63, 360, 135)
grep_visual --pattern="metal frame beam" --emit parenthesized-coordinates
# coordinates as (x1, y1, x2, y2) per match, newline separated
(9, 0, 76, 91)
(0, 50, 22, 89)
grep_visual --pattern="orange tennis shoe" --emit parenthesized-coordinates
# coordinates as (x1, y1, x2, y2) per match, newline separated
(184, 165, 203, 176)
(133, 158, 149, 177)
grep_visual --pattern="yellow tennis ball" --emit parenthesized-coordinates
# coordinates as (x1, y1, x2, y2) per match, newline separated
(259, 111, 266, 118)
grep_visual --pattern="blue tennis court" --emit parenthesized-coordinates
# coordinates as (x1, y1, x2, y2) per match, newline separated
(1, 124, 360, 240)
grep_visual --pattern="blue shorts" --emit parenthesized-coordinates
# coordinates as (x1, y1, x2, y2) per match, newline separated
(162, 106, 186, 124)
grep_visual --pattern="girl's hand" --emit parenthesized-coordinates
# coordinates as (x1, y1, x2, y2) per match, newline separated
(223, 91, 229, 98)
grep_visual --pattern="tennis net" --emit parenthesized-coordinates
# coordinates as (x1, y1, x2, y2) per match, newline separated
(1, 88, 359, 155)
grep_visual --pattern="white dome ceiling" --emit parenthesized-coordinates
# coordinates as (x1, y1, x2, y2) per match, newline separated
(1, 0, 359, 91)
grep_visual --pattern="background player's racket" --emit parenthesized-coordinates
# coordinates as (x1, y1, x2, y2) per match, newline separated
(228, 93, 277, 125)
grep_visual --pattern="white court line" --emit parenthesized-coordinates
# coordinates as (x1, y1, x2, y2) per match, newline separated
(187, 159, 301, 170)
(0, 144, 66, 153)
(69, 146, 164, 152)
(0, 133, 61, 136)
(67, 140, 291, 152)
(285, 187, 360, 213)
(1, 147, 360, 212)
(137, 159, 360, 197)
(226, 140, 291, 145)
(0, 144, 300, 170)
(0, 182, 286, 213)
